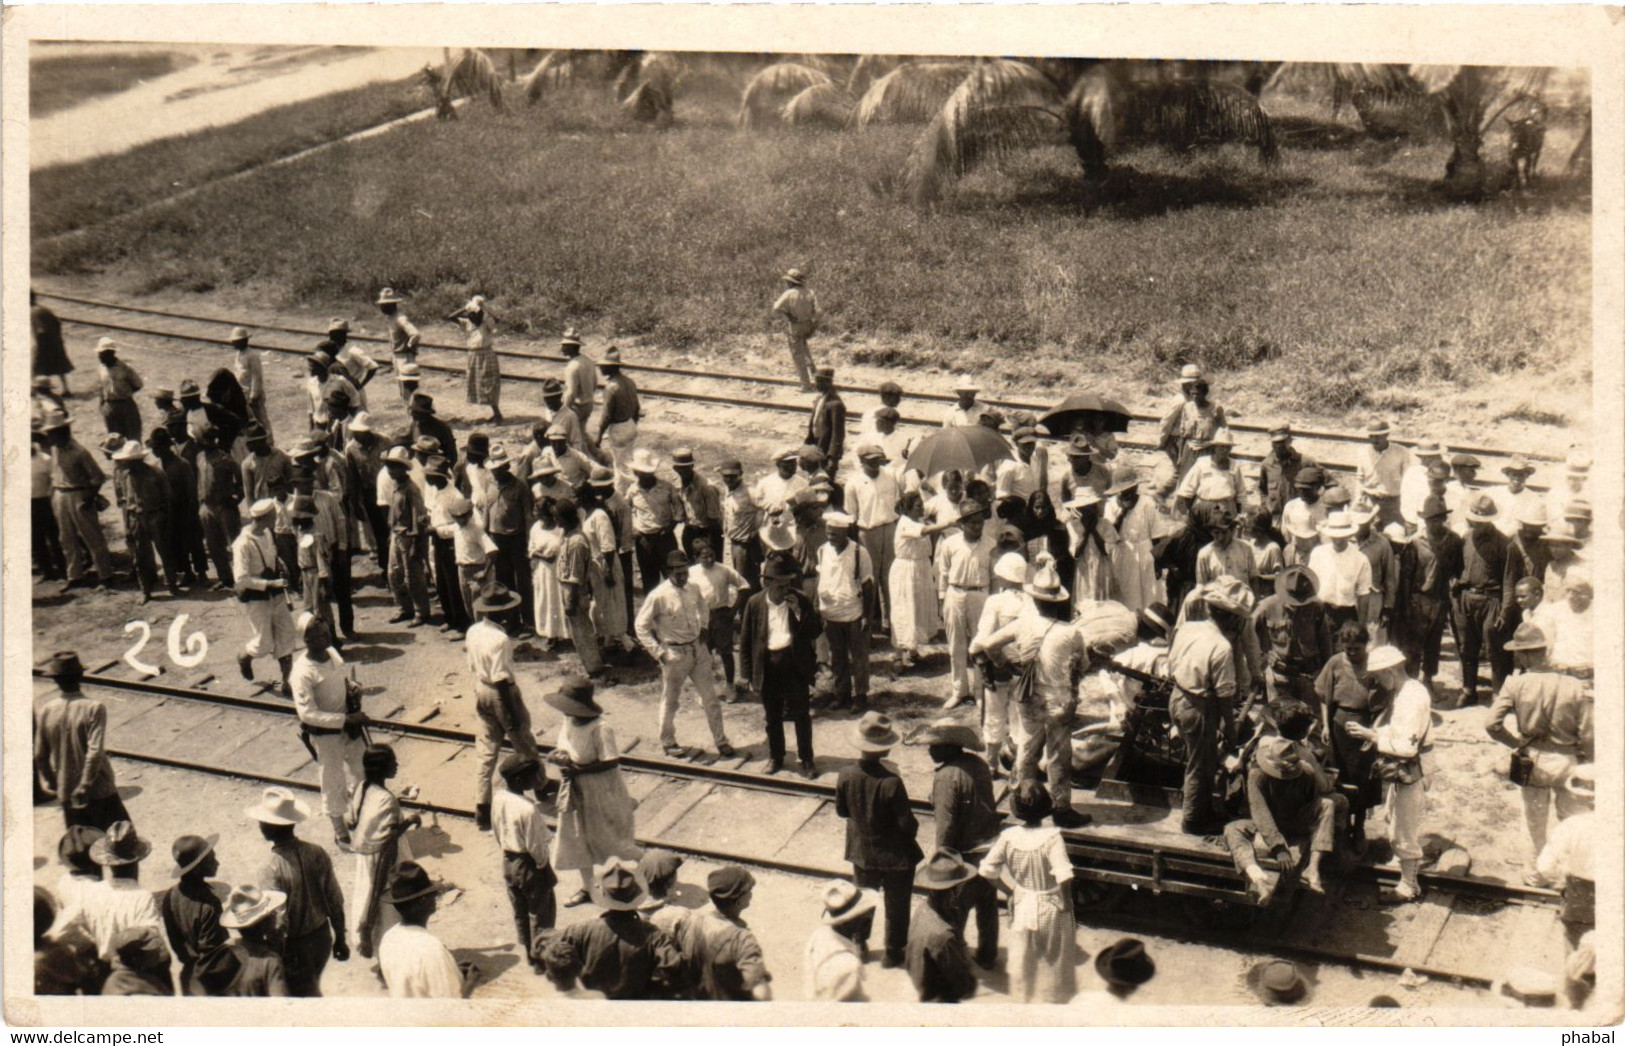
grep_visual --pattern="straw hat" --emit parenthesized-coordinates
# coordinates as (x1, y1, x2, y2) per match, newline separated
(914, 848, 978, 891)
(853, 711, 901, 753)
(1106, 466, 1141, 496)
(244, 786, 310, 825)
(591, 858, 650, 911)
(112, 441, 145, 463)
(630, 448, 660, 474)
(1256, 736, 1304, 781)
(1464, 494, 1498, 523)
(218, 885, 287, 930)
(952, 377, 981, 393)
(89, 822, 151, 867)
(759, 518, 796, 552)
(993, 551, 1028, 586)
(1178, 363, 1203, 384)
(601, 347, 625, 367)
(1318, 511, 1357, 540)
(783, 268, 806, 285)
(1365, 645, 1406, 672)
(560, 328, 583, 349)
(1502, 622, 1549, 652)
(1515, 502, 1549, 528)
(230, 327, 250, 342)
(916, 719, 981, 751)
(1023, 555, 1070, 603)
(1540, 522, 1583, 547)
(819, 881, 878, 926)
(545, 676, 603, 720)
(374, 287, 405, 305)
(348, 411, 373, 433)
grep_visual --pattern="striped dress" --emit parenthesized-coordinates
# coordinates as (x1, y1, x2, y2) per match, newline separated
(461, 319, 501, 407)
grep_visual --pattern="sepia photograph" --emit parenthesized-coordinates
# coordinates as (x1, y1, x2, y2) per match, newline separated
(5, 3, 1621, 1027)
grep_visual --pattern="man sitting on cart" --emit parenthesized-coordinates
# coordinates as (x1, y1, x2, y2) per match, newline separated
(1221, 733, 1348, 902)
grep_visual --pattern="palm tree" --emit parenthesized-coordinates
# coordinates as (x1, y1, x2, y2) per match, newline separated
(782, 82, 857, 128)
(900, 59, 1278, 205)
(738, 62, 832, 129)
(854, 61, 973, 127)
(422, 48, 506, 116)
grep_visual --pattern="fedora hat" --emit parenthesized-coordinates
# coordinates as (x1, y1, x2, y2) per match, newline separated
(592, 857, 649, 911)
(916, 718, 981, 750)
(411, 435, 440, 455)
(545, 676, 603, 720)
(1563, 499, 1592, 522)
(783, 268, 806, 285)
(112, 441, 145, 463)
(853, 710, 901, 753)
(409, 391, 435, 415)
(385, 861, 453, 907)
(1064, 434, 1095, 459)
(1256, 736, 1304, 781)
(326, 318, 350, 334)
(759, 518, 797, 552)
(1248, 960, 1311, 1005)
(1275, 564, 1318, 607)
(1540, 522, 1583, 547)
(381, 445, 412, 467)
(1318, 511, 1357, 539)
(915, 848, 978, 892)
(1413, 438, 1443, 458)
(1501, 456, 1536, 477)
(1564, 764, 1595, 802)
(1268, 423, 1292, 442)
(819, 880, 878, 926)
(1106, 465, 1141, 496)
(1383, 522, 1411, 545)
(1464, 494, 1497, 522)
(1095, 939, 1156, 989)
(1365, 645, 1406, 673)
(485, 447, 513, 472)
(171, 834, 218, 878)
(375, 287, 405, 305)
(993, 551, 1029, 586)
(951, 377, 981, 393)
(289, 437, 322, 460)
(474, 582, 523, 614)
(218, 884, 287, 930)
(1502, 622, 1549, 652)
(1322, 484, 1352, 509)
(1198, 576, 1255, 618)
(397, 361, 422, 380)
(1516, 502, 1549, 528)
(59, 825, 105, 869)
(245, 786, 310, 825)
(559, 327, 583, 349)
(761, 554, 802, 582)
(1178, 363, 1203, 384)
(90, 821, 151, 867)
(227, 326, 250, 342)
(601, 346, 625, 367)
(345, 411, 373, 434)
(1024, 555, 1070, 604)
(1366, 420, 1391, 437)
(630, 448, 660, 474)
(42, 651, 85, 679)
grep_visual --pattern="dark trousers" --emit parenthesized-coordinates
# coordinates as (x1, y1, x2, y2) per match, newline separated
(101, 401, 141, 441)
(284, 924, 332, 997)
(762, 649, 813, 764)
(199, 503, 239, 586)
(32, 497, 66, 579)
(127, 511, 178, 594)
(364, 503, 391, 578)
(854, 865, 914, 960)
(618, 551, 636, 635)
(174, 502, 208, 580)
(825, 616, 870, 704)
(503, 851, 559, 963)
(430, 535, 470, 632)
(489, 531, 533, 622)
(389, 531, 433, 619)
(330, 546, 355, 637)
(707, 607, 736, 686)
(1399, 593, 1450, 677)
(730, 535, 764, 594)
(950, 873, 1000, 967)
(634, 529, 676, 595)
(1170, 691, 1221, 828)
(64, 792, 131, 833)
(274, 531, 302, 592)
(1453, 589, 1510, 698)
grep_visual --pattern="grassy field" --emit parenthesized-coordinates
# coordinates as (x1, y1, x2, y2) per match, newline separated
(29, 49, 193, 117)
(30, 78, 428, 239)
(34, 83, 1591, 421)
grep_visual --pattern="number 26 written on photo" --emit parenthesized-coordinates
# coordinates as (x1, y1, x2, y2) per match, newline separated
(122, 614, 210, 676)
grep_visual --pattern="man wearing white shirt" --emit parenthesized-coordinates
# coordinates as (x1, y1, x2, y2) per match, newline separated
(1173, 430, 1241, 517)
(378, 862, 469, 999)
(1490, 457, 1543, 538)
(79, 822, 166, 965)
(1360, 421, 1413, 529)
(753, 447, 809, 517)
(943, 380, 987, 428)
(994, 427, 1046, 508)
(636, 550, 735, 758)
(464, 583, 545, 830)
(872, 407, 919, 491)
(288, 615, 366, 843)
(559, 329, 598, 425)
(846, 444, 901, 627)
(740, 557, 822, 775)
(1546, 453, 1590, 523)
(972, 552, 1031, 773)
(1307, 511, 1373, 634)
(1341, 646, 1431, 902)
(1398, 438, 1445, 530)
(936, 499, 996, 709)
(818, 511, 875, 711)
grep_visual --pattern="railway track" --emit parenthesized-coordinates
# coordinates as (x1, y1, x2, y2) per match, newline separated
(35, 668, 1562, 990)
(38, 291, 1554, 489)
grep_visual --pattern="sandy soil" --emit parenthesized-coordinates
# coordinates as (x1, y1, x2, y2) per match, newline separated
(29, 43, 440, 169)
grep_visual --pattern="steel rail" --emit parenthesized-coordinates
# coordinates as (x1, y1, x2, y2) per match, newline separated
(102, 744, 1514, 990)
(60, 670, 1558, 908)
(38, 290, 1559, 466)
(50, 310, 1540, 490)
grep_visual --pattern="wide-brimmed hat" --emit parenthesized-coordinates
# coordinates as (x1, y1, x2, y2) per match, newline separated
(1516, 502, 1549, 528)
(761, 554, 801, 582)
(245, 786, 310, 825)
(1383, 522, 1411, 545)
(309, 349, 336, 370)
(43, 650, 85, 679)
(1318, 511, 1357, 539)
(381, 445, 413, 467)
(592, 857, 649, 911)
(326, 318, 350, 334)
(1366, 420, 1391, 437)
(1281, 511, 1319, 542)
(375, 287, 405, 305)
(1207, 428, 1235, 448)
(99, 433, 127, 455)
(952, 377, 981, 393)
(219, 885, 288, 929)
(823, 509, 855, 529)
(1064, 488, 1102, 512)
(1198, 576, 1255, 618)
(1451, 453, 1482, 470)
(1462, 494, 1496, 523)
(1256, 736, 1304, 781)
(397, 361, 422, 380)
(1248, 960, 1311, 1005)
(445, 494, 474, 518)
(171, 834, 219, 877)
(630, 448, 660, 474)
(588, 465, 616, 489)
(545, 676, 603, 719)
(112, 441, 145, 463)
(915, 848, 978, 891)
(1275, 564, 1318, 607)
(1564, 499, 1592, 522)
(1268, 423, 1292, 443)
(917, 718, 981, 750)
(1413, 438, 1443, 458)
(759, 519, 797, 552)
(410, 436, 439, 456)
(345, 411, 373, 434)
(1063, 434, 1094, 459)
(90, 821, 151, 867)
(993, 551, 1028, 586)
(1024, 556, 1070, 603)
(385, 861, 453, 906)
(474, 582, 523, 614)
(783, 268, 806, 285)
(1106, 466, 1141, 496)
(96, 337, 120, 356)
(819, 880, 878, 926)
(1349, 497, 1379, 526)
(1095, 939, 1156, 988)
(38, 410, 71, 432)
(1365, 645, 1406, 673)
(247, 497, 278, 520)
(853, 710, 901, 752)
(1178, 363, 1203, 384)
(1503, 622, 1549, 652)
(1564, 450, 1591, 476)
(601, 346, 625, 367)
(1292, 466, 1325, 489)
(1564, 764, 1595, 802)
(1500, 456, 1536, 477)
(289, 437, 322, 460)
(1540, 522, 1583, 547)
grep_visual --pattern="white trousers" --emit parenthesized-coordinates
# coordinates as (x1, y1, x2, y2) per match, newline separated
(311, 731, 365, 821)
(942, 588, 987, 700)
(604, 421, 639, 490)
(241, 596, 298, 660)
(659, 642, 728, 750)
(1387, 779, 1427, 861)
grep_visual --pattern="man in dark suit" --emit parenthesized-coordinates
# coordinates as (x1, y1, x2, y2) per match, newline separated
(739, 555, 822, 777)
(805, 366, 847, 471)
(835, 712, 923, 969)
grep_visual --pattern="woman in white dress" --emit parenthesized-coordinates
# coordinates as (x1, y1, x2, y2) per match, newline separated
(348, 744, 419, 958)
(453, 296, 502, 424)
(978, 780, 1078, 1003)
(583, 482, 629, 647)
(889, 491, 951, 670)
(547, 678, 641, 908)
(528, 500, 569, 649)
(1065, 489, 1118, 612)
(1104, 467, 1159, 613)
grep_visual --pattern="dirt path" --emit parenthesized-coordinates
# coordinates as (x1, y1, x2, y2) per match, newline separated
(30, 43, 440, 168)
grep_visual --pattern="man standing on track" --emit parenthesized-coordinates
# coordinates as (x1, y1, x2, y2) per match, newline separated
(1167, 582, 1241, 835)
(628, 449, 683, 594)
(35, 651, 131, 832)
(560, 328, 598, 426)
(375, 288, 421, 403)
(289, 614, 367, 845)
(835, 712, 922, 970)
(772, 268, 820, 391)
(44, 413, 116, 594)
(232, 498, 298, 696)
(805, 366, 847, 470)
(636, 550, 736, 760)
(382, 446, 435, 628)
(95, 340, 144, 442)
(595, 348, 640, 487)
(252, 789, 349, 997)
(1358, 420, 1412, 530)
(740, 555, 821, 777)
(936, 498, 996, 710)
(465, 582, 548, 831)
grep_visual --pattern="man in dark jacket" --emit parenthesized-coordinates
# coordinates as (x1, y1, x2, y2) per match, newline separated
(906, 849, 979, 1003)
(739, 555, 823, 777)
(149, 427, 209, 587)
(835, 712, 923, 968)
(1252, 565, 1332, 706)
(158, 835, 228, 995)
(1395, 496, 1464, 689)
(407, 392, 459, 466)
(921, 720, 1001, 969)
(1222, 736, 1347, 901)
(805, 366, 847, 470)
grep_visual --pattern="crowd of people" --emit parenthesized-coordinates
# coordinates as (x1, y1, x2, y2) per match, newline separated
(30, 283, 1597, 1007)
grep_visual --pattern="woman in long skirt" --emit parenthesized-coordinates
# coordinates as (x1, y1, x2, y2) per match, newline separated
(347, 744, 418, 958)
(455, 296, 502, 423)
(529, 500, 570, 650)
(546, 679, 641, 907)
(888, 492, 948, 671)
(583, 491, 629, 647)
(1065, 490, 1118, 613)
(978, 780, 1078, 1003)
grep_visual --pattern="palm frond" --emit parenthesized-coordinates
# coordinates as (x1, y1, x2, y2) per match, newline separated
(738, 62, 832, 129)
(521, 50, 574, 106)
(782, 82, 856, 128)
(899, 60, 1066, 205)
(1066, 68, 1277, 177)
(848, 53, 900, 95)
(446, 48, 506, 110)
(855, 61, 974, 128)
(638, 52, 684, 95)
(622, 81, 674, 125)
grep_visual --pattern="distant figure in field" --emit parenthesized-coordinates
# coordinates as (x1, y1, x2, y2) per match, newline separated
(772, 268, 820, 391)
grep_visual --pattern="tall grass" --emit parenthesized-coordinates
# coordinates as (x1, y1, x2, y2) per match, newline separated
(31, 79, 425, 239)
(35, 90, 1589, 422)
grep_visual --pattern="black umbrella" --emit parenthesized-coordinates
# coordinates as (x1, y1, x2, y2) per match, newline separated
(1040, 393, 1134, 436)
(906, 425, 1013, 479)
